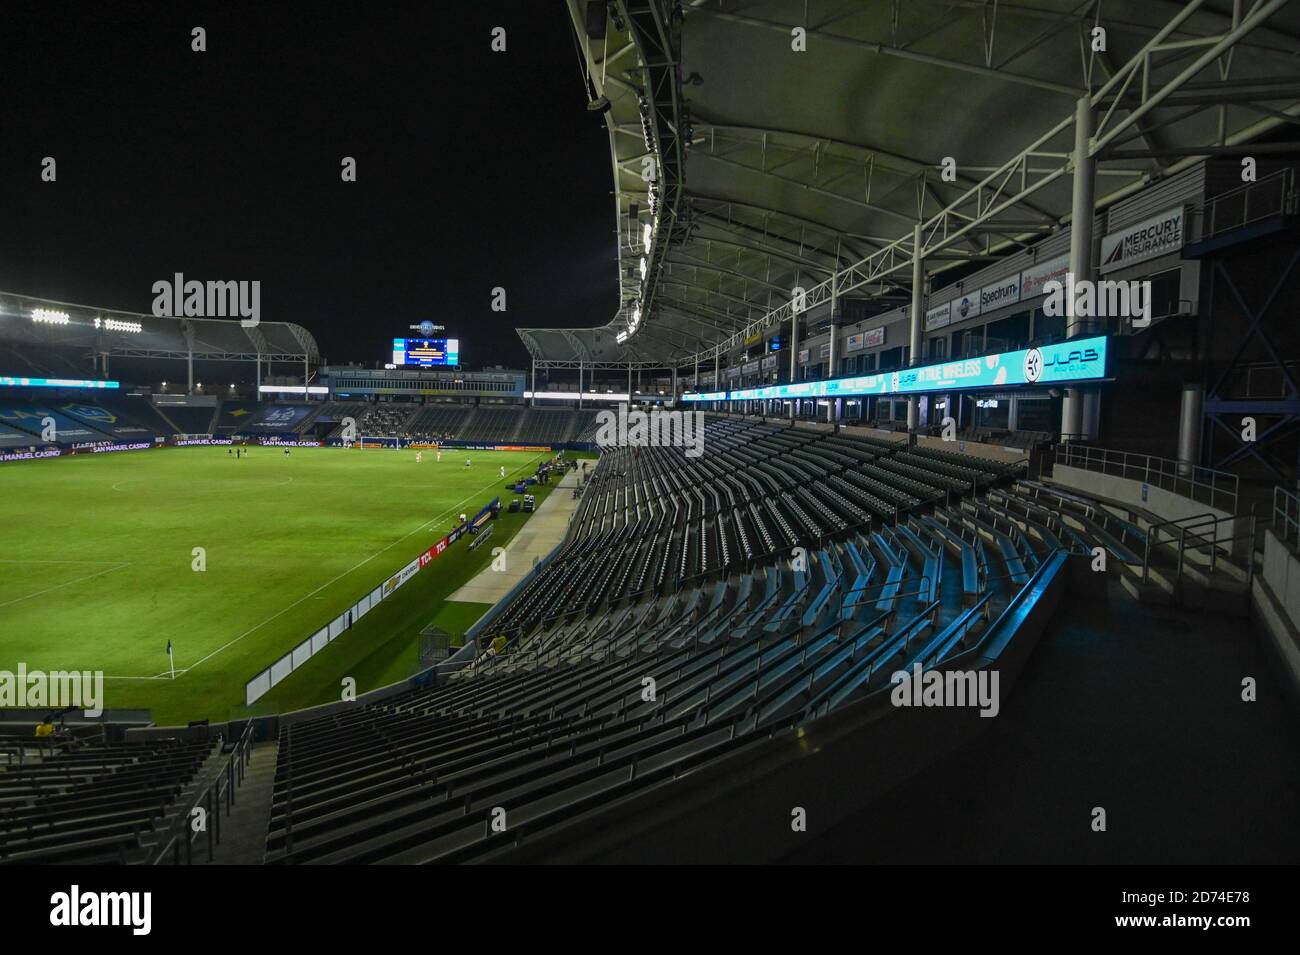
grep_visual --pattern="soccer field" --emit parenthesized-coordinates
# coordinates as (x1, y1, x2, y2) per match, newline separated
(0, 444, 551, 723)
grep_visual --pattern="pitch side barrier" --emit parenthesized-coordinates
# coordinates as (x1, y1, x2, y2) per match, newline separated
(323, 437, 596, 452)
(328, 438, 557, 451)
(0, 434, 327, 462)
(242, 497, 500, 707)
(0, 437, 164, 463)
(0, 435, 595, 463)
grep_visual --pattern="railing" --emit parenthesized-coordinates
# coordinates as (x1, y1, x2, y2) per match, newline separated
(1197, 168, 1297, 242)
(1141, 512, 1218, 584)
(1056, 443, 1238, 514)
(151, 720, 256, 865)
(1272, 485, 1300, 551)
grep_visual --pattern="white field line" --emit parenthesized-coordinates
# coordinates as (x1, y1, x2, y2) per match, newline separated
(104, 453, 546, 681)
(0, 558, 128, 564)
(112, 476, 295, 492)
(0, 563, 133, 609)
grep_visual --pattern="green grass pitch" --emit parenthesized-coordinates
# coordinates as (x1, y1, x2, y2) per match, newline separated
(0, 444, 560, 724)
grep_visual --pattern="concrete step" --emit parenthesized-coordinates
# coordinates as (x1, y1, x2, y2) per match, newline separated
(1148, 535, 1250, 583)
(1181, 560, 1251, 596)
(1119, 574, 1176, 606)
(200, 739, 280, 865)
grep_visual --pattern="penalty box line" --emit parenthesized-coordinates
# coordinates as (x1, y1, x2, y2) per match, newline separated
(0, 562, 133, 610)
(114, 452, 547, 682)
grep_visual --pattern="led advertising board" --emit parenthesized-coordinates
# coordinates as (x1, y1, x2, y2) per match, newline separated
(683, 336, 1108, 402)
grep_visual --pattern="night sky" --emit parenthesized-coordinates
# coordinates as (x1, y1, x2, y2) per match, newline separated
(0, 1, 619, 371)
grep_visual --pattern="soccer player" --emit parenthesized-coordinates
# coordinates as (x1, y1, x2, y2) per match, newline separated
(436, 450, 442, 463)
(416, 451, 423, 464)
(284, 446, 290, 457)
(499, 465, 506, 479)
(464, 458, 471, 468)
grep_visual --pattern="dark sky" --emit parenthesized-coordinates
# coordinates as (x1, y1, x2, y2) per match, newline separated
(0, 1, 619, 371)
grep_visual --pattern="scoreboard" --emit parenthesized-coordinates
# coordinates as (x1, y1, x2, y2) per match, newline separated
(393, 338, 459, 367)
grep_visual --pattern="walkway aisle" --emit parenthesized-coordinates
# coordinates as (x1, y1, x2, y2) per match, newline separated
(447, 466, 584, 607)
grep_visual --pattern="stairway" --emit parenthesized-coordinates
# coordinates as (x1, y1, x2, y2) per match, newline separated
(134, 740, 222, 862)
(200, 739, 280, 865)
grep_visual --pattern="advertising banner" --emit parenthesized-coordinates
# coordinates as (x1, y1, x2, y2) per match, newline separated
(925, 302, 951, 331)
(1100, 206, 1186, 273)
(1020, 254, 1070, 299)
(694, 335, 1109, 402)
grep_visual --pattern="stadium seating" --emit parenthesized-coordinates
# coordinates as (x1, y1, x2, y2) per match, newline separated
(248, 416, 1183, 864)
(515, 408, 578, 444)
(154, 404, 219, 435)
(0, 734, 215, 865)
(0, 404, 116, 445)
(461, 406, 519, 443)
(213, 401, 263, 434)
(2, 405, 1231, 864)
(404, 403, 475, 440)
(319, 403, 413, 438)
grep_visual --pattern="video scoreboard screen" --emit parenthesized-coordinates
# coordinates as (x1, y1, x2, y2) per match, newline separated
(393, 338, 459, 367)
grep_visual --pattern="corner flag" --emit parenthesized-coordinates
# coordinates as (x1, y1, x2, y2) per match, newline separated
(167, 640, 175, 681)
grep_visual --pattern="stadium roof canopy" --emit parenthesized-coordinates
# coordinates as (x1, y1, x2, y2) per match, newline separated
(0, 290, 320, 373)
(519, 0, 1300, 367)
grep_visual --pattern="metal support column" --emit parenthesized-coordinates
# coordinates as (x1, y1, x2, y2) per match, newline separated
(713, 351, 720, 411)
(1062, 95, 1096, 442)
(1178, 383, 1203, 478)
(789, 300, 800, 421)
(907, 224, 924, 431)
(827, 271, 839, 423)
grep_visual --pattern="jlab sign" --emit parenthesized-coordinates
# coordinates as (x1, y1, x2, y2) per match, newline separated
(1099, 206, 1185, 274)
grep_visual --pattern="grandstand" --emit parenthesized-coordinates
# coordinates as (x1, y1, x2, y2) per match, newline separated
(2, 0, 1298, 886)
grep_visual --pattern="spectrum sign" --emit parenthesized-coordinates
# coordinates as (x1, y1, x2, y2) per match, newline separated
(684, 336, 1108, 402)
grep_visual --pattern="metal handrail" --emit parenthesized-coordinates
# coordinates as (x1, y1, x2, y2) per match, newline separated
(1197, 167, 1296, 241)
(151, 720, 256, 865)
(1141, 512, 1218, 584)
(1056, 443, 1238, 514)
(1272, 485, 1300, 550)
(1141, 513, 1255, 592)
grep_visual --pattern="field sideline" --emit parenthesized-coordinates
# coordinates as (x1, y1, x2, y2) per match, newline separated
(0, 444, 555, 722)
